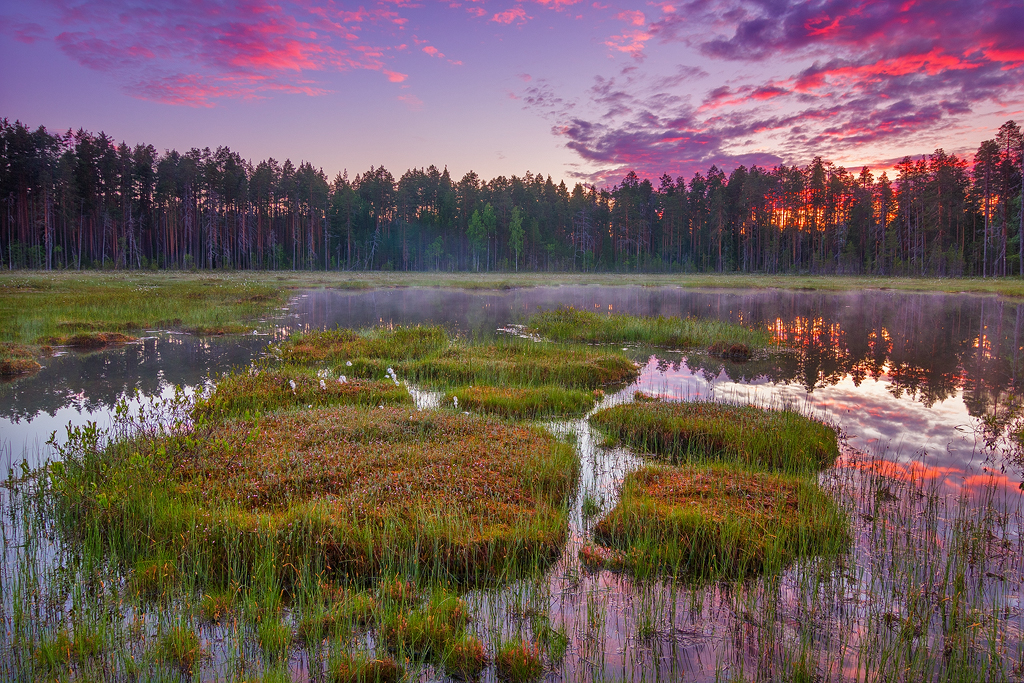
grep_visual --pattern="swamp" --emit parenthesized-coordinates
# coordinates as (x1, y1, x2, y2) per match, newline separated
(2, 274, 1024, 682)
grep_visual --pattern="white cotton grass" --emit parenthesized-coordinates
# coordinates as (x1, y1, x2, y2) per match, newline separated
(289, 379, 297, 393)
(386, 367, 400, 386)
(338, 375, 347, 384)
(319, 379, 326, 390)
(453, 395, 459, 409)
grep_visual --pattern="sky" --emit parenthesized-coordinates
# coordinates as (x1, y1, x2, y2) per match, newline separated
(2, 0, 1023, 186)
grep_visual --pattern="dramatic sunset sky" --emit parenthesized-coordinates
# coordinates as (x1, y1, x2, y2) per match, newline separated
(2, 0, 1023, 184)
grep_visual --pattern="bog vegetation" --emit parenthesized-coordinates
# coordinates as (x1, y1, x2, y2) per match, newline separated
(1, 311, 1019, 682)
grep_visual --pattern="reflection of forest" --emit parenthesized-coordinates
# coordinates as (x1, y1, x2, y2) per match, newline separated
(6, 288, 1024, 433)
(0, 335, 267, 422)
(672, 294, 1024, 422)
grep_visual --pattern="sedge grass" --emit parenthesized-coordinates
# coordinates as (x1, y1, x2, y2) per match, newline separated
(528, 305, 772, 350)
(590, 464, 850, 581)
(279, 325, 639, 390)
(590, 398, 839, 473)
(0, 271, 286, 347)
(446, 385, 597, 419)
(193, 366, 412, 420)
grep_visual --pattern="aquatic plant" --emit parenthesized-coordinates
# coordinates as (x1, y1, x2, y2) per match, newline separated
(590, 464, 850, 580)
(329, 652, 404, 683)
(528, 306, 771, 350)
(495, 638, 544, 682)
(279, 325, 639, 389)
(590, 398, 839, 472)
(446, 385, 597, 419)
(193, 367, 412, 419)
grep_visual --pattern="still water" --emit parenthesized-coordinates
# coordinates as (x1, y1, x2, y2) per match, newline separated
(3, 284, 1023, 681)
(5, 286, 1023, 492)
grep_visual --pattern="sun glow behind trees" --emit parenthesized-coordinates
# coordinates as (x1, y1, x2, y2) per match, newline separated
(1, 119, 1021, 276)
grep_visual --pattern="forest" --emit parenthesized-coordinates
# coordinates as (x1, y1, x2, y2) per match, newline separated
(1, 118, 1022, 275)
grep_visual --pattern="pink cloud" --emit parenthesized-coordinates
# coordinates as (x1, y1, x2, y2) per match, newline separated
(384, 69, 408, 82)
(398, 93, 424, 109)
(492, 6, 530, 24)
(616, 10, 645, 26)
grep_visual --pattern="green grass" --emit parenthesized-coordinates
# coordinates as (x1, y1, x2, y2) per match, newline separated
(328, 652, 404, 683)
(447, 385, 598, 418)
(495, 638, 545, 682)
(528, 305, 772, 351)
(50, 403, 579, 586)
(379, 590, 471, 657)
(589, 464, 850, 581)
(590, 398, 839, 473)
(0, 271, 286, 347)
(193, 367, 412, 419)
(279, 326, 639, 390)
(155, 625, 201, 671)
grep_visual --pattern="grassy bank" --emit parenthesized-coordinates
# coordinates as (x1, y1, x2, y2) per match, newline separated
(279, 326, 640, 390)
(590, 397, 839, 472)
(528, 305, 771, 351)
(586, 464, 849, 580)
(5, 269, 1024, 350)
(0, 271, 286, 347)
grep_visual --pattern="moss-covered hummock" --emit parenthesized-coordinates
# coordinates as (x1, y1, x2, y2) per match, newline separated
(52, 405, 579, 584)
(590, 464, 849, 580)
(279, 325, 639, 390)
(528, 306, 771, 351)
(590, 398, 839, 472)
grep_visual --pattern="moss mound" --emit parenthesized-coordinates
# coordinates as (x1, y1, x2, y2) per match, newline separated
(590, 399, 838, 472)
(590, 464, 849, 580)
(52, 405, 579, 584)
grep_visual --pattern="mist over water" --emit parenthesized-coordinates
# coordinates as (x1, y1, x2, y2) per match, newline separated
(5, 286, 1022, 490)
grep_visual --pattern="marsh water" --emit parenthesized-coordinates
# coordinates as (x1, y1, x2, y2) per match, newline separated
(3, 285, 1024, 681)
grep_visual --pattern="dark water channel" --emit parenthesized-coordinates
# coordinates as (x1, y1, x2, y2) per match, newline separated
(3, 285, 1024, 682)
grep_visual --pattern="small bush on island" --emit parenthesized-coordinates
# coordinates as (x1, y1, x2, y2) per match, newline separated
(590, 398, 839, 473)
(527, 306, 771, 351)
(590, 464, 849, 581)
(278, 325, 639, 390)
(447, 385, 597, 419)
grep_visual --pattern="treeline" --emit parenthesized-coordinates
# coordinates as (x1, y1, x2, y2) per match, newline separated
(2, 118, 1022, 275)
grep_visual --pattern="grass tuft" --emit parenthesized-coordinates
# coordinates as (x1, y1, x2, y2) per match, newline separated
(447, 385, 597, 419)
(528, 306, 771, 350)
(328, 653, 404, 683)
(591, 464, 849, 580)
(495, 639, 545, 682)
(279, 326, 639, 390)
(194, 367, 411, 420)
(590, 399, 839, 473)
(155, 625, 201, 672)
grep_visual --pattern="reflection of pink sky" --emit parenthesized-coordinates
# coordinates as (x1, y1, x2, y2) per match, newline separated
(636, 355, 1021, 493)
